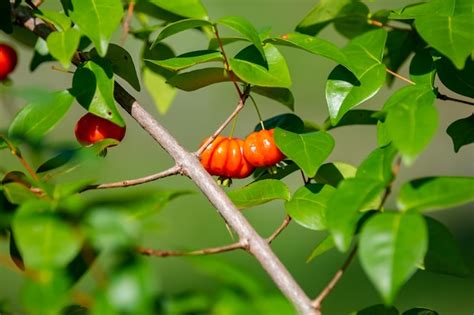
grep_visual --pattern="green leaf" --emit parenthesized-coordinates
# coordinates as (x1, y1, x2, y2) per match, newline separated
(208, 36, 247, 50)
(147, 0, 208, 19)
(384, 30, 419, 86)
(91, 44, 141, 91)
(2, 183, 38, 205)
(256, 113, 305, 133)
(402, 308, 439, 315)
(46, 28, 80, 68)
(398, 176, 474, 212)
(306, 234, 335, 263)
(389, 0, 467, 19)
(71, 58, 125, 126)
(274, 128, 335, 177)
(314, 162, 357, 187)
(22, 272, 70, 315)
(326, 178, 385, 252)
(0, 0, 13, 34)
(324, 109, 379, 130)
(167, 67, 230, 91)
(356, 144, 398, 185)
(152, 19, 213, 47)
(145, 50, 222, 71)
(69, 0, 123, 57)
(384, 85, 437, 164)
(252, 161, 300, 182)
(351, 304, 399, 315)
(37, 10, 71, 31)
(228, 179, 290, 209)
(267, 33, 351, 70)
(423, 217, 469, 277)
(12, 201, 83, 269)
(409, 49, 436, 87)
(285, 183, 335, 230)
(326, 64, 386, 124)
(8, 90, 74, 141)
(229, 44, 291, 88)
(436, 57, 474, 98)
(251, 87, 294, 110)
(333, 2, 373, 39)
(415, 14, 473, 69)
(446, 114, 474, 152)
(217, 16, 266, 62)
(359, 212, 428, 305)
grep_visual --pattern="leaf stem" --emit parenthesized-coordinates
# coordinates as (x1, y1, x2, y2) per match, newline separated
(249, 94, 265, 129)
(437, 92, 474, 106)
(120, 0, 135, 46)
(386, 68, 415, 85)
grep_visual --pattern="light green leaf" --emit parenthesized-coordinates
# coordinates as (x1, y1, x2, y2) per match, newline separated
(314, 162, 357, 187)
(37, 10, 71, 31)
(147, 0, 208, 19)
(152, 19, 213, 47)
(251, 86, 294, 110)
(69, 0, 123, 57)
(326, 64, 386, 124)
(145, 50, 222, 71)
(167, 67, 230, 91)
(217, 16, 266, 62)
(8, 90, 74, 141)
(306, 234, 335, 263)
(326, 178, 385, 252)
(274, 128, 335, 177)
(285, 183, 335, 230)
(356, 144, 398, 185)
(228, 179, 290, 209)
(2, 183, 38, 205)
(46, 28, 80, 68)
(398, 176, 474, 212)
(229, 44, 291, 88)
(359, 212, 428, 305)
(446, 113, 474, 153)
(143, 67, 177, 114)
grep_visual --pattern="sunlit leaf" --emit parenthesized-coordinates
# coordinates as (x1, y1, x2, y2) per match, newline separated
(167, 67, 230, 91)
(152, 19, 213, 47)
(228, 179, 290, 209)
(145, 50, 222, 71)
(46, 28, 80, 68)
(147, 0, 208, 19)
(356, 144, 398, 185)
(314, 162, 357, 187)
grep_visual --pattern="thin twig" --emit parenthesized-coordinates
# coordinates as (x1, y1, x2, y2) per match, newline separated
(386, 68, 415, 85)
(266, 215, 292, 244)
(368, 19, 411, 31)
(81, 165, 181, 192)
(1, 136, 39, 182)
(120, 0, 135, 46)
(33, 0, 43, 7)
(437, 92, 474, 106)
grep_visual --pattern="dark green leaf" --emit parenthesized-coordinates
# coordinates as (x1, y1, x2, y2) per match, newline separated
(71, 58, 125, 126)
(409, 49, 436, 86)
(8, 90, 74, 141)
(314, 162, 357, 187)
(436, 57, 474, 98)
(251, 86, 294, 110)
(274, 128, 335, 177)
(356, 144, 398, 185)
(229, 44, 291, 88)
(252, 161, 300, 182)
(147, 0, 208, 19)
(423, 217, 469, 277)
(152, 19, 213, 47)
(306, 234, 335, 263)
(208, 36, 246, 50)
(402, 308, 439, 315)
(167, 67, 230, 91)
(384, 30, 418, 85)
(9, 231, 24, 271)
(446, 114, 474, 152)
(217, 16, 266, 62)
(228, 179, 290, 209)
(37, 148, 76, 173)
(47, 28, 80, 68)
(333, 2, 373, 39)
(62, 305, 89, 315)
(285, 183, 335, 230)
(398, 176, 474, 212)
(145, 50, 222, 71)
(324, 109, 379, 130)
(0, 0, 13, 34)
(326, 64, 386, 124)
(69, 0, 123, 56)
(326, 178, 385, 251)
(359, 212, 428, 305)
(256, 113, 305, 133)
(351, 304, 399, 315)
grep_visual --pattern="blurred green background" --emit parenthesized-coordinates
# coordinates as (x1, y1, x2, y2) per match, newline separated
(1, 0, 473, 314)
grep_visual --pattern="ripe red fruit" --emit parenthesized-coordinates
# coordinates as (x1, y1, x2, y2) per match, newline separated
(243, 129, 285, 167)
(74, 113, 126, 146)
(0, 43, 18, 81)
(200, 136, 254, 179)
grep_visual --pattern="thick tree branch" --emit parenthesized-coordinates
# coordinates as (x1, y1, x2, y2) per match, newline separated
(12, 6, 316, 314)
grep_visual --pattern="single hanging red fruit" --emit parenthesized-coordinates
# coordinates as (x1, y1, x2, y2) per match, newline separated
(243, 129, 285, 167)
(74, 113, 126, 146)
(0, 43, 18, 81)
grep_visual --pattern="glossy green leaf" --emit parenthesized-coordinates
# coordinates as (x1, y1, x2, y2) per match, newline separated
(409, 49, 436, 87)
(12, 201, 83, 269)
(326, 178, 385, 252)
(251, 86, 294, 110)
(359, 212, 428, 305)
(147, 0, 208, 19)
(46, 28, 80, 68)
(8, 90, 74, 141)
(69, 0, 123, 57)
(415, 14, 473, 69)
(229, 44, 291, 88)
(71, 59, 125, 126)
(446, 113, 474, 152)
(356, 144, 398, 185)
(351, 304, 399, 315)
(285, 183, 335, 230)
(256, 113, 304, 133)
(398, 176, 474, 212)
(314, 162, 357, 187)
(274, 128, 335, 177)
(423, 217, 469, 277)
(37, 9, 71, 31)
(402, 308, 439, 315)
(436, 57, 474, 98)
(389, 0, 467, 19)
(91, 44, 141, 91)
(384, 85, 437, 164)
(145, 50, 222, 71)
(228, 179, 290, 209)
(306, 234, 335, 263)
(167, 67, 230, 91)
(324, 109, 379, 130)
(326, 64, 386, 124)
(152, 19, 213, 47)
(217, 16, 266, 62)
(267, 33, 351, 70)
(0, 0, 13, 34)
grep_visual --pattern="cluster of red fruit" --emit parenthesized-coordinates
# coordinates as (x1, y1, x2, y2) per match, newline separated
(0, 43, 18, 81)
(200, 129, 285, 180)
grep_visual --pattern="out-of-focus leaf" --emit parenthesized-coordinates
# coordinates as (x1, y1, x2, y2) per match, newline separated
(306, 234, 335, 263)
(446, 114, 474, 152)
(152, 19, 213, 47)
(46, 28, 80, 68)
(402, 308, 439, 315)
(333, 2, 373, 39)
(351, 304, 399, 315)
(228, 179, 290, 209)
(384, 30, 418, 86)
(37, 10, 71, 31)
(398, 176, 474, 212)
(145, 50, 222, 71)
(314, 162, 357, 187)
(167, 67, 230, 91)
(9, 231, 24, 271)
(356, 144, 398, 185)
(436, 57, 474, 98)
(251, 86, 294, 110)
(0, 0, 13, 34)
(2, 183, 37, 205)
(146, 0, 208, 19)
